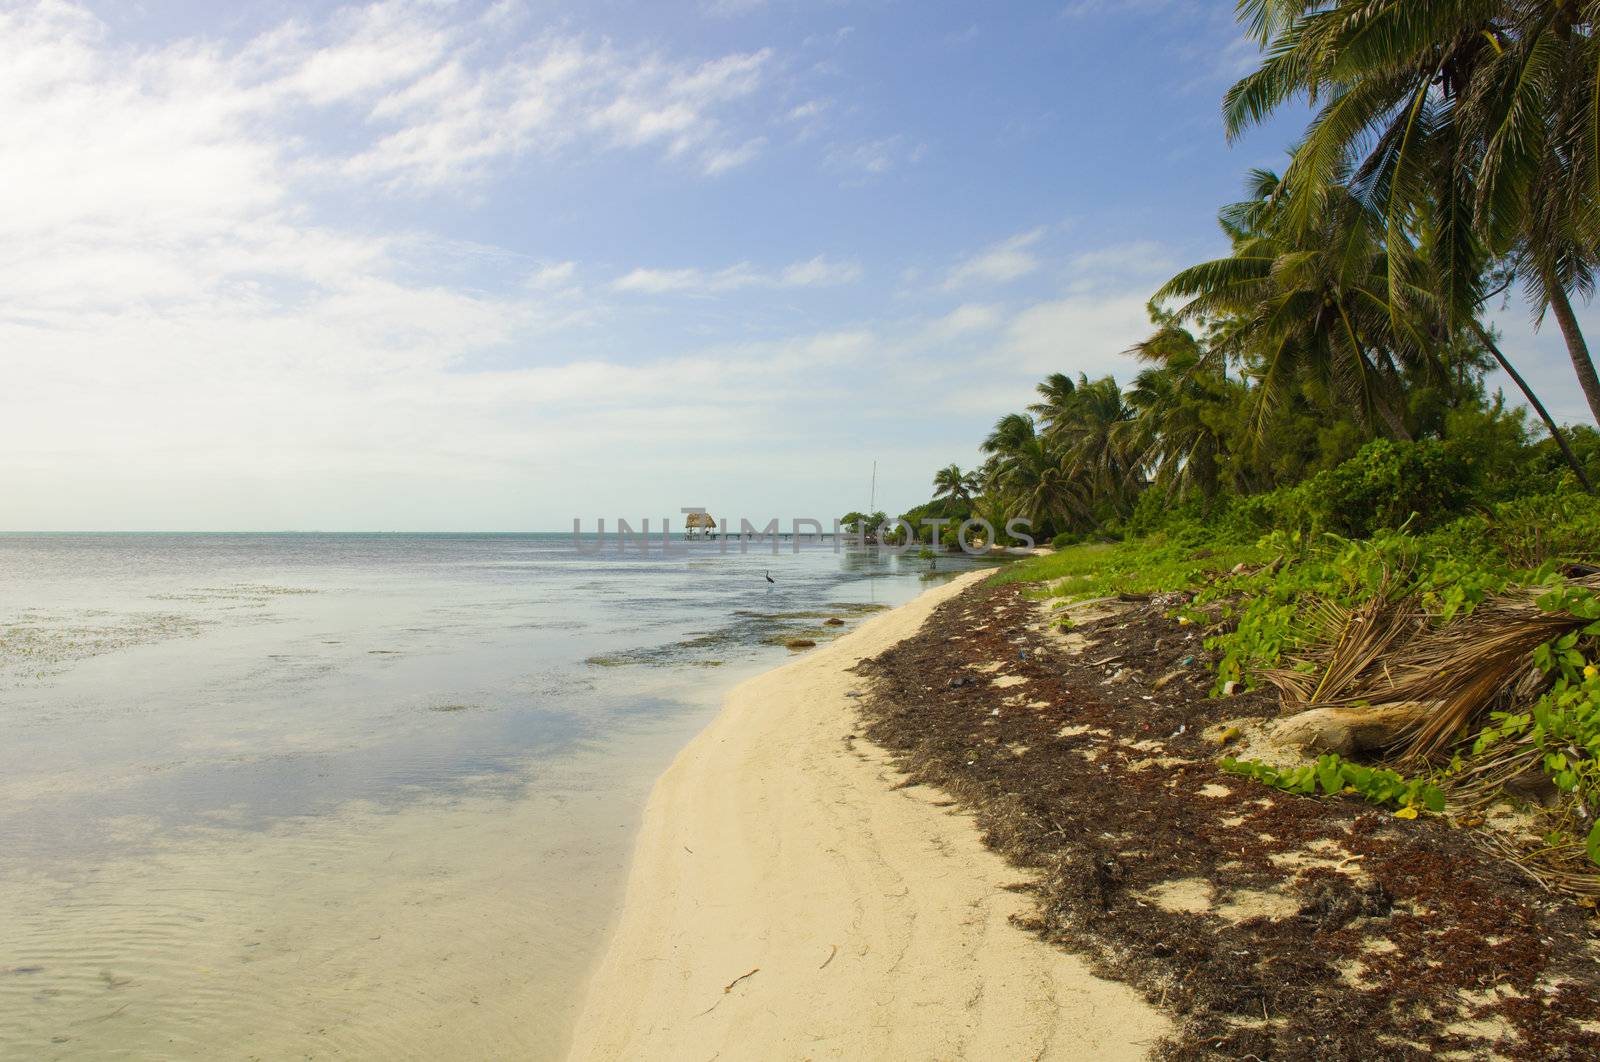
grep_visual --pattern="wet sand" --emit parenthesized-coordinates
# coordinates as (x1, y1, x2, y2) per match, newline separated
(568, 570, 1167, 1060)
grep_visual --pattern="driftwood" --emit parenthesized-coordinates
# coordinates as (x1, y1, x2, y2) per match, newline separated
(1273, 700, 1438, 756)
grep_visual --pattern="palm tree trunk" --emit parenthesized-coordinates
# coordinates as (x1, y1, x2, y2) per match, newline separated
(1547, 281, 1600, 425)
(1373, 393, 1413, 441)
(1355, 341, 1413, 441)
(1472, 321, 1594, 493)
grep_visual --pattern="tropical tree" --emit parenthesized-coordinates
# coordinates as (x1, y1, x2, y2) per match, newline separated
(931, 464, 979, 504)
(981, 412, 1039, 459)
(1157, 170, 1424, 443)
(991, 434, 1085, 535)
(1047, 373, 1140, 513)
(1027, 372, 1078, 432)
(1223, 0, 1600, 423)
(1125, 321, 1248, 501)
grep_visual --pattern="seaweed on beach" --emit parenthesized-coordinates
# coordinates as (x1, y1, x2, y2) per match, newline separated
(848, 580, 1600, 1061)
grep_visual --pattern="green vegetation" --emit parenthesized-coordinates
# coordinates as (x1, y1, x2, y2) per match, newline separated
(1463, 585, 1600, 865)
(889, 3, 1600, 550)
(1221, 753, 1446, 814)
(1010, 489, 1600, 690)
(999, 491, 1600, 879)
(879, 4, 1600, 882)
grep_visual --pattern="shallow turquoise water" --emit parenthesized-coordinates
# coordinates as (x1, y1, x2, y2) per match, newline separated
(0, 533, 989, 1058)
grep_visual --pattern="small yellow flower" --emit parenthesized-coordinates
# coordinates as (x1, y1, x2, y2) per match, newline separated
(1584, 664, 1597, 679)
(1393, 806, 1419, 820)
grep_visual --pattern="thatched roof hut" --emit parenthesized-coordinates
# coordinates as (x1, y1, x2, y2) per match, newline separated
(685, 511, 716, 529)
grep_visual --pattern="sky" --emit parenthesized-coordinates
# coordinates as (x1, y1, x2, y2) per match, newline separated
(3, 0, 1595, 532)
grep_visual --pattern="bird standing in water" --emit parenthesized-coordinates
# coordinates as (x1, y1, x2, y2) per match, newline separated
(765, 570, 775, 584)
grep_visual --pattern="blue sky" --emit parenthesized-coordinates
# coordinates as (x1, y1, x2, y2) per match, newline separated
(2, 0, 1592, 530)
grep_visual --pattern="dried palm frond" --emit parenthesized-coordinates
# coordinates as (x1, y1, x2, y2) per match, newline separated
(1308, 595, 1424, 707)
(1266, 575, 1600, 760)
(1258, 573, 1424, 708)
(1254, 575, 1600, 896)
(1472, 821, 1600, 900)
(1363, 602, 1577, 759)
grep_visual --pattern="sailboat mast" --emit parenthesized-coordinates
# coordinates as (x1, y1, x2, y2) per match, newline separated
(869, 460, 876, 513)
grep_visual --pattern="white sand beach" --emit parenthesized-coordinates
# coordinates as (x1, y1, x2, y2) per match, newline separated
(568, 570, 1168, 1061)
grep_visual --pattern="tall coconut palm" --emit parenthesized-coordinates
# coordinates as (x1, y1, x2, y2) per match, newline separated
(1223, 0, 1600, 424)
(1046, 374, 1141, 513)
(1157, 172, 1422, 443)
(981, 412, 1038, 458)
(992, 434, 1086, 535)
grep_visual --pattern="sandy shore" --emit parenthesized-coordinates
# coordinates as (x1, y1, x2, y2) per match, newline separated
(567, 570, 1168, 1061)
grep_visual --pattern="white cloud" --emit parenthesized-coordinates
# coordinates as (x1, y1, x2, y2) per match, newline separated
(0, 0, 795, 336)
(346, 37, 775, 188)
(525, 261, 579, 290)
(612, 265, 753, 294)
(1065, 241, 1174, 281)
(0, 0, 781, 207)
(787, 99, 829, 121)
(1002, 291, 1152, 375)
(825, 135, 925, 177)
(612, 256, 861, 294)
(779, 255, 863, 287)
(922, 303, 1004, 341)
(703, 137, 767, 175)
(784, 98, 832, 143)
(944, 229, 1045, 289)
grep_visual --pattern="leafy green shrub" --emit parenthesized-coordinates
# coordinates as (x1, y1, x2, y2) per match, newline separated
(1526, 424, 1600, 496)
(1206, 492, 1279, 543)
(1123, 488, 1189, 538)
(1466, 591, 1600, 865)
(1221, 753, 1445, 812)
(1438, 491, 1600, 569)
(1439, 401, 1532, 499)
(1278, 439, 1474, 538)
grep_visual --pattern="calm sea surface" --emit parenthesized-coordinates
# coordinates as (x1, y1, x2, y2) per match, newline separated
(0, 532, 990, 1059)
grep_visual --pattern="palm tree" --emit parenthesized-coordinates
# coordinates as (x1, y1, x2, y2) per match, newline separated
(1223, 0, 1600, 424)
(931, 464, 978, 504)
(1157, 171, 1422, 444)
(981, 412, 1038, 458)
(1027, 373, 1078, 433)
(1125, 325, 1246, 501)
(1047, 374, 1141, 514)
(992, 434, 1085, 535)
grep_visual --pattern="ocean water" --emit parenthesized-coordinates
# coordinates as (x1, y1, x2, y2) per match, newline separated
(0, 533, 991, 1060)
